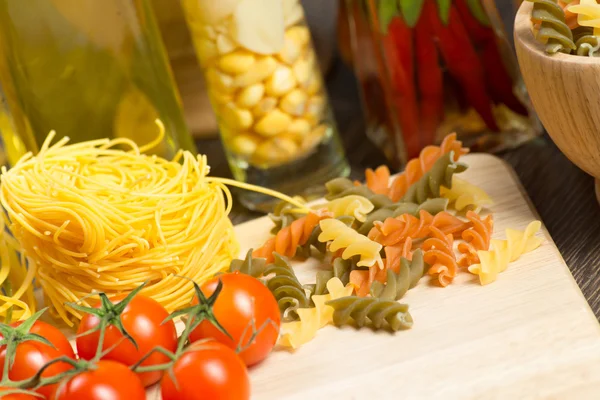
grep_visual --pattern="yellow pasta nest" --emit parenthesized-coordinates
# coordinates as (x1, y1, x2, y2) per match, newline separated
(0, 127, 241, 325)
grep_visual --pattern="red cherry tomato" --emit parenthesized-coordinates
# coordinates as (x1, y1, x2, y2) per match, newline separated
(189, 273, 281, 366)
(76, 294, 177, 387)
(52, 360, 145, 400)
(160, 341, 250, 400)
(0, 321, 75, 398)
(13, 320, 75, 359)
(0, 387, 37, 399)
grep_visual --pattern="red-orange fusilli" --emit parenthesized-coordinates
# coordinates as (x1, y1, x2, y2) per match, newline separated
(458, 211, 494, 267)
(423, 227, 459, 287)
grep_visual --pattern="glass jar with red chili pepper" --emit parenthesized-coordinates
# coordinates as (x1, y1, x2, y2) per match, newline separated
(340, 0, 542, 169)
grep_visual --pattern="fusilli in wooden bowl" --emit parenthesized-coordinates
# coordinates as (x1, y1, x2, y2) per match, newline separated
(515, 2, 600, 204)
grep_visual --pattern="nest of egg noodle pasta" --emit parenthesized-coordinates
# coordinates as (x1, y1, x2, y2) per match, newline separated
(0, 128, 239, 326)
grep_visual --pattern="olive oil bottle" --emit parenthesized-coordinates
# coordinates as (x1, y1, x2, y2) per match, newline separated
(0, 0, 196, 166)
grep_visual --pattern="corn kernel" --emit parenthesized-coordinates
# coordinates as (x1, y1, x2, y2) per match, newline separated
(233, 57, 278, 88)
(251, 97, 278, 118)
(286, 26, 311, 49)
(287, 118, 311, 136)
(206, 67, 235, 94)
(218, 51, 256, 75)
(278, 30, 302, 64)
(217, 34, 237, 54)
(253, 137, 298, 166)
(221, 102, 254, 130)
(280, 89, 308, 116)
(254, 108, 292, 137)
(209, 89, 233, 106)
(305, 95, 325, 124)
(302, 124, 328, 152)
(236, 84, 265, 109)
(230, 133, 260, 156)
(265, 65, 296, 97)
(293, 55, 313, 88)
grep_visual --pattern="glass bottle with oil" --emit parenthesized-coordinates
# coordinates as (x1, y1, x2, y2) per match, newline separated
(0, 0, 196, 166)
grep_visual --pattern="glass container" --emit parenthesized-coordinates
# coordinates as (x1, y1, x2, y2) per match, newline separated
(340, 0, 542, 169)
(181, 0, 349, 211)
(0, 0, 196, 166)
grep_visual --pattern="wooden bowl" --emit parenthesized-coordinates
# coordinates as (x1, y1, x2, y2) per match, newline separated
(514, 2, 600, 203)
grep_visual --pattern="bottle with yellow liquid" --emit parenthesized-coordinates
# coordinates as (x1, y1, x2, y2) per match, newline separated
(0, 0, 196, 166)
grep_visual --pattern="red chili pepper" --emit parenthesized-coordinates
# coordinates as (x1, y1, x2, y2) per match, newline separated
(455, 0, 528, 116)
(415, 15, 443, 147)
(423, 0, 499, 132)
(385, 17, 421, 158)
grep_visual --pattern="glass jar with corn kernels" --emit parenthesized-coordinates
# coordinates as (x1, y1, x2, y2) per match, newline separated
(181, 0, 349, 211)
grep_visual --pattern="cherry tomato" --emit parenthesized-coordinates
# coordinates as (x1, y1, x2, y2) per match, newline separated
(0, 321, 75, 398)
(52, 360, 145, 400)
(189, 273, 281, 366)
(0, 387, 37, 399)
(13, 320, 75, 359)
(160, 341, 250, 400)
(76, 294, 177, 387)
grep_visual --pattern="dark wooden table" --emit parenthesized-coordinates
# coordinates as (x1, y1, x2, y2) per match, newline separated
(197, 58, 600, 319)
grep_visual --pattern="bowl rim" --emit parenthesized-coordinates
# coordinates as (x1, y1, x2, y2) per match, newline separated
(515, 1, 600, 65)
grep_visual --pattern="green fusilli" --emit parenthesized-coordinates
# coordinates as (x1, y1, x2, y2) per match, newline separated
(326, 297, 414, 332)
(228, 249, 267, 278)
(264, 253, 311, 321)
(401, 151, 467, 204)
(370, 249, 427, 301)
(529, 0, 576, 54)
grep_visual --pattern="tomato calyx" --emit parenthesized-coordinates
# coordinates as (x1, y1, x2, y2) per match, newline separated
(131, 279, 233, 376)
(0, 308, 54, 383)
(67, 283, 148, 352)
(0, 308, 80, 393)
(166, 279, 232, 352)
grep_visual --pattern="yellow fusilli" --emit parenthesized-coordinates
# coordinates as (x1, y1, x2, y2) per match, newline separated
(468, 221, 543, 285)
(317, 195, 374, 222)
(318, 219, 383, 268)
(278, 277, 354, 349)
(440, 176, 493, 212)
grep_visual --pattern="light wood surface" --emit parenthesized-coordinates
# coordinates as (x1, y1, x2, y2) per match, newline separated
(514, 2, 600, 202)
(146, 153, 600, 399)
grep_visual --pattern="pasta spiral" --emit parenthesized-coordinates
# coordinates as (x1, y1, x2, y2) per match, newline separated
(325, 178, 394, 209)
(253, 212, 329, 263)
(368, 210, 469, 247)
(0, 131, 241, 325)
(386, 133, 469, 202)
(530, 0, 577, 54)
(263, 253, 311, 321)
(326, 297, 413, 332)
(370, 249, 427, 301)
(458, 211, 494, 267)
(357, 198, 449, 235)
(318, 195, 374, 222)
(469, 221, 543, 285)
(423, 227, 459, 287)
(575, 32, 600, 56)
(228, 249, 267, 278)
(295, 216, 355, 259)
(318, 219, 383, 268)
(268, 197, 307, 234)
(440, 176, 494, 212)
(401, 151, 468, 205)
(350, 238, 414, 297)
(279, 277, 354, 349)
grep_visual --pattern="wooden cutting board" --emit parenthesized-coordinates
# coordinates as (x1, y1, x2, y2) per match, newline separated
(148, 153, 600, 398)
